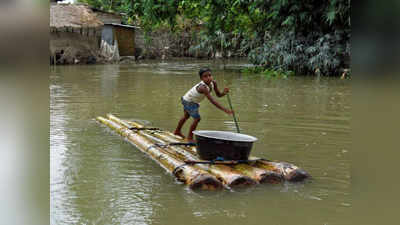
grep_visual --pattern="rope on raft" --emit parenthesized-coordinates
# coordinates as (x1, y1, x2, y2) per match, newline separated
(184, 158, 271, 165)
(129, 127, 161, 131)
(146, 142, 196, 151)
(172, 158, 272, 176)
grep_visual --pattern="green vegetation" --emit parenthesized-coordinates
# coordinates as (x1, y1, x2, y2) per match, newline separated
(241, 66, 294, 79)
(79, 0, 350, 76)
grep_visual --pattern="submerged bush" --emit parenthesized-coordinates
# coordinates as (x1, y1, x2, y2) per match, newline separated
(248, 31, 350, 76)
(189, 30, 244, 58)
(241, 66, 294, 79)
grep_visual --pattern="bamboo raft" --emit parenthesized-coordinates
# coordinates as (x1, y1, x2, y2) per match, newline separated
(96, 114, 309, 190)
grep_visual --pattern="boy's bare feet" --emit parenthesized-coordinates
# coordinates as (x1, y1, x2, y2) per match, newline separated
(186, 138, 196, 144)
(174, 131, 185, 139)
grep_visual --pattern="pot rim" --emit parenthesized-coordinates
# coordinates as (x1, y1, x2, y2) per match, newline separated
(193, 130, 258, 142)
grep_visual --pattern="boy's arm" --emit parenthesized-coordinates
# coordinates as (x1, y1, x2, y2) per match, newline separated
(198, 85, 232, 114)
(212, 80, 229, 97)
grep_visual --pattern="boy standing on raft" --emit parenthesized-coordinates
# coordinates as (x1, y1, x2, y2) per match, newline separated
(174, 68, 233, 142)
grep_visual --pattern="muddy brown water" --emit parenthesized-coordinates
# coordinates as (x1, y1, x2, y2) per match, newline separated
(50, 60, 350, 225)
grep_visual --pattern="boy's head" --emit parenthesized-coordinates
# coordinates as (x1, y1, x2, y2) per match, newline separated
(199, 68, 212, 84)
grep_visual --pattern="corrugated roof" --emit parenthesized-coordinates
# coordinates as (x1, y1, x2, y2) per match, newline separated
(104, 23, 140, 29)
(50, 3, 103, 28)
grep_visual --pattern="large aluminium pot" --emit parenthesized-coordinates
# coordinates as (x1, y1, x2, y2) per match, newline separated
(192, 130, 258, 160)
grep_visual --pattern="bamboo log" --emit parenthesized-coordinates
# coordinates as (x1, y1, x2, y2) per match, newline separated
(107, 114, 258, 187)
(250, 158, 310, 182)
(123, 118, 308, 183)
(96, 116, 223, 190)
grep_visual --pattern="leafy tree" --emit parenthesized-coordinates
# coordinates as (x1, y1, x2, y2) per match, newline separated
(80, 0, 350, 75)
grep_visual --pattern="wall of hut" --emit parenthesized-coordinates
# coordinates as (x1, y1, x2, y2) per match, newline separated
(114, 26, 135, 56)
(100, 25, 117, 61)
(50, 26, 103, 65)
(50, 3, 104, 65)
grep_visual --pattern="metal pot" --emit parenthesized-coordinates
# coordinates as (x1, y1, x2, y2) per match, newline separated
(192, 130, 258, 160)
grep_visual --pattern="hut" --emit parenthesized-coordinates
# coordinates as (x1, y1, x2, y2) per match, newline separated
(91, 8, 138, 61)
(101, 23, 138, 60)
(50, 3, 103, 65)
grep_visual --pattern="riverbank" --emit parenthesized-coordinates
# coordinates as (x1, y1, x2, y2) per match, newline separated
(51, 24, 350, 77)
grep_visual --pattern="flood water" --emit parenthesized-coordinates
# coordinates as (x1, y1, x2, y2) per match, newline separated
(50, 60, 351, 225)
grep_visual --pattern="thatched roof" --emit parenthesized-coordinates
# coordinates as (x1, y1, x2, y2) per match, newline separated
(50, 3, 103, 29)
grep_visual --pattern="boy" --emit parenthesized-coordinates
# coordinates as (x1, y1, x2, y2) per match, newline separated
(174, 68, 233, 142)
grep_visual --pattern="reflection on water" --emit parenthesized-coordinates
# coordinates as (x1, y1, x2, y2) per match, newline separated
(50, 60, 350, 225)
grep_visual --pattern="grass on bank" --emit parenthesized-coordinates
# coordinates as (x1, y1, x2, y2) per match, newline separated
(241, 66, 294, 79)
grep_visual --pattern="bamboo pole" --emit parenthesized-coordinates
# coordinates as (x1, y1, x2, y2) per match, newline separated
(107, 114, 258, 187)
(122, 117, 308, 183)
(96, 116, 223, 190)
(250, 158, 310, 182)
